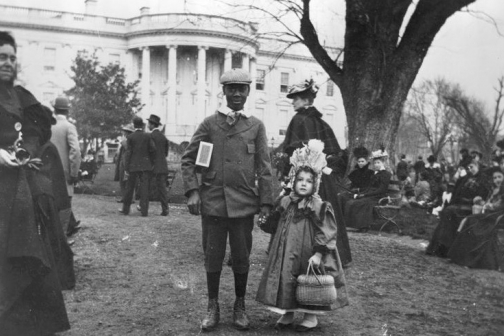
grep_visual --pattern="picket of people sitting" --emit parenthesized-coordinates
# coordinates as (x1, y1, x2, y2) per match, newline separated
(426, 160, 490, 257)
(341, 148, 392, 233)
(447, 167, 504, 270)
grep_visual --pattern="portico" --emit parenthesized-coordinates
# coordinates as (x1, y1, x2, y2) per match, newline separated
(125, 9, 259, 143)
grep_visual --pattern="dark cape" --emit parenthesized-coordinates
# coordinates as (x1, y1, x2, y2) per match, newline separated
(0, 86, 70, 335)
(281, 106, 352, 267)
(344, 170, 392, 230)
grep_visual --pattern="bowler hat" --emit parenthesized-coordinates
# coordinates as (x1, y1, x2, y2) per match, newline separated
(220, 68, 252, 85)
(53, 96, 70, 110)
(146, 114, 161, 126)
(133, 116, 144, 129)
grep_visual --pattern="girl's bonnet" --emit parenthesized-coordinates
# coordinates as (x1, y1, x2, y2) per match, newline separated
(289, 139, 327, 195)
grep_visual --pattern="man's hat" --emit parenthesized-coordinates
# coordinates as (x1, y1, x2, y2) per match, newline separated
(133, 116, 144, 129)
(146, 114, 161, 126)
(53, 96, 70, 110)
(286, 79, 319, 99)
(121, 124, 134, 133)
(220, 68, 252, 85)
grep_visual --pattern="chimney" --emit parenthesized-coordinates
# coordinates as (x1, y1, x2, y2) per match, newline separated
(85, 0, 97, 16)
(140, 7, 150, 16)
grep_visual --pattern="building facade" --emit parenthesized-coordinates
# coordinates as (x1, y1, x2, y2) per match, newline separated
(0, 1, 347, 147)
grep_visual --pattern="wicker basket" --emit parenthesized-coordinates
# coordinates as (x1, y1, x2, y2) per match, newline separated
(296, 263, 337, 306)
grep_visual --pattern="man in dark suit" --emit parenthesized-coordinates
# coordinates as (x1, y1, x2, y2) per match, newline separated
(396, 154, 409, 181)
(120, 116, 156, 217)
(147, 114, 169, 216)
(182, 69, 273, 331)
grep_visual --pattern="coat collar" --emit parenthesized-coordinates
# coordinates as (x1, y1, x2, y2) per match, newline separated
(218, 105, 252, 118)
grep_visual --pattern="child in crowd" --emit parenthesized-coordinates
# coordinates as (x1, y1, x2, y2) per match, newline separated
(256, 140, 348, 332)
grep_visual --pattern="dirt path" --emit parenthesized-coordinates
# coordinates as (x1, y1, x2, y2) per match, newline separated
(60, 195, 504, 336)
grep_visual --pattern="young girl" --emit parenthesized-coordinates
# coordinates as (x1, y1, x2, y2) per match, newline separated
(256, 140, 348, 332)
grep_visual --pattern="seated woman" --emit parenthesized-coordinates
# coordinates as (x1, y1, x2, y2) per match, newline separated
(344, 148, 392, 232)
(426, 160, 490, 257)
(409, 171, 431, 207)
(447, 168, 504, 270)
(348, 146, 374, 193)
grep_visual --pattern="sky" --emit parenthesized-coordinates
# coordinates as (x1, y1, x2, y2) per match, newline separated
(1, 0, 504, 110)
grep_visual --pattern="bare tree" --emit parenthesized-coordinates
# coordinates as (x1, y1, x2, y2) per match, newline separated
(406, 79, 456, 158)
(443, 77, 504, 160)
(225, 0, 484, 166)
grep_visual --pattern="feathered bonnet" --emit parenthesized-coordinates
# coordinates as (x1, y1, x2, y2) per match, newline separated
(289, 139, 327, 196)
(286, 79, 319, 99)
(370, 145, 389, 160)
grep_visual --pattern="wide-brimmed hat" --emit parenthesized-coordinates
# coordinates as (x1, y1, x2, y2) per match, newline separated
(53, 96, 70, 110)
(121, 123, 134, 133)
(370, 148, 389, 160)
(220, 68, 252, 85)
(286, 79, 319, 99)
(146, 114, 161, 126)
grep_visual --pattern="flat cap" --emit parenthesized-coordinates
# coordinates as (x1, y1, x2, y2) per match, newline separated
(220, 68, 252, 85)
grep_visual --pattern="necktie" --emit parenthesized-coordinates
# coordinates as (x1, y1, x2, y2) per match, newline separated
(226, 111, 241, 125)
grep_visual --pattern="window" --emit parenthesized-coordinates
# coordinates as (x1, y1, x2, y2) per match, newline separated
(280, 72, 289, 93)
(231, 52, 242, 69)
(44, 47, 56, 72)
(327, 81, 334, 96)
(256, 69, 265, 90)
(109, 53, 120, 65)
(278, 108, 289, 135)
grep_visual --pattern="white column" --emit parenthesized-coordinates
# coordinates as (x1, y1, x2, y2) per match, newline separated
(166, 45, 178, 137)
(242, 53, 250, 72)
(197, 46, 208, 121)
(248, 57, 257, 115)
(124, 49, 133, 82)
(141, 47, 150, 118)
(224, 49, 232, 71)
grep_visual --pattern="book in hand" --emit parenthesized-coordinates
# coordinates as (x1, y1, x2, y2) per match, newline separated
(196, 141, 213, 167)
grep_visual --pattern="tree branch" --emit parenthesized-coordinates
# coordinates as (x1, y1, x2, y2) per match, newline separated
(300, 0, 343, 87)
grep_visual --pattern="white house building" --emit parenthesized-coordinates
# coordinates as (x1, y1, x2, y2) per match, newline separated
(0, 0, 347, 148)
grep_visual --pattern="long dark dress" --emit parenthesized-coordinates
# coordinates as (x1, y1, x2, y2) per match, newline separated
(0, 86, 70, 335)
(426, 171, 490, 257)
(281, 106, 352, 266)
(256, 195, 348, 311)
(344, 170, 392, 229)
(447, 188, 504, 270)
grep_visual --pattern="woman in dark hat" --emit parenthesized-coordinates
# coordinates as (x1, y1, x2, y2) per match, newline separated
(280, 79, 352, 267)
(348, 146, 374, 192)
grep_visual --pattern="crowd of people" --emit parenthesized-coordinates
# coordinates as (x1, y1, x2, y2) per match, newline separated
(1, 28, 502, 336)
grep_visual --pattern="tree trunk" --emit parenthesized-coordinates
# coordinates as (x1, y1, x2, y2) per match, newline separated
(299, 0, 477, 171)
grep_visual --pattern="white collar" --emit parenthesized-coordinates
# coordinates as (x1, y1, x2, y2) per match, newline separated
(218, 105, 251, 118)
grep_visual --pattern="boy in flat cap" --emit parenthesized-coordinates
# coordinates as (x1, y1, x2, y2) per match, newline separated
(181, 68, 273, 331)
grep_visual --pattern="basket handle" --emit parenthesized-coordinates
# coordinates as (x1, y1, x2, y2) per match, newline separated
(306, 261, 324, 286)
